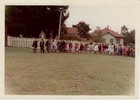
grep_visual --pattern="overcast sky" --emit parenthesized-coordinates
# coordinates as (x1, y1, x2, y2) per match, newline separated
(65, 5, 137, 33)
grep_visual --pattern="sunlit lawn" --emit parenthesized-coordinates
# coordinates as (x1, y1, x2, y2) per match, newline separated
(5, 47, 135, 95)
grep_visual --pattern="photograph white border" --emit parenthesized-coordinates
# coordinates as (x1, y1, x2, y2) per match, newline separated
(0, 0, 139, 99)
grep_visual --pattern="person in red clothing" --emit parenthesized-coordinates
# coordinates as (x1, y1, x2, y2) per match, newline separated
(122, 45, 127, 56)
(100, 44, 104, 54)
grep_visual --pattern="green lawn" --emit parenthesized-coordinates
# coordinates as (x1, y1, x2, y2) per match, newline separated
(5, 47, 135, 95)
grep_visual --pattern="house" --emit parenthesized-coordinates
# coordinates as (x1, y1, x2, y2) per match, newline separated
(65, 27, 88, 41)
(93, 26, 124, 44)
(101, 27, 124, 44)
(66, 27, 79, 34)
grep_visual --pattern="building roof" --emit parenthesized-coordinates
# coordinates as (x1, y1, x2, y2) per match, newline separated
(66, 27, 78, 34)
(102, 27, 124, 38)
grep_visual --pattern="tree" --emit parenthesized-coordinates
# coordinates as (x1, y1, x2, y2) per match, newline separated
(5, 6, 69, 38)
(91, 26, 103, 43)
(121, 25, 135, 45)
(129, 29, 135, 44)
(124, 29, 135, 45)
(72, 21, 91, 39)
(61, 34, 84, 41)
(121, 25, 128, 34)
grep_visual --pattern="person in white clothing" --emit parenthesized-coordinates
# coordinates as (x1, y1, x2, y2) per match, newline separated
(108, 44, 111, 54)
(94, 44, 99, 54)
(86, 44, 90, 53)
(71, 41, 75, 53)
(52, 39, 57, 52)
(66, 42, 69, 52)
(109, 43, 114, 55)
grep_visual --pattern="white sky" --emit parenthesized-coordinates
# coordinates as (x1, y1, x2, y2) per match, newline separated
(65, 5, 137, 33)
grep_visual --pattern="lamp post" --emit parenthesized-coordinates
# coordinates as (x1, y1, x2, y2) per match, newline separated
(58, 8, 63, 40)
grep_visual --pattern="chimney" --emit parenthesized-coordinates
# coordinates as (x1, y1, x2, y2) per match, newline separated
(107, 25, 109, 29)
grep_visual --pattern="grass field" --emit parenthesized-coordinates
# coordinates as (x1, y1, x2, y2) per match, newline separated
(5, 47, 135, 95)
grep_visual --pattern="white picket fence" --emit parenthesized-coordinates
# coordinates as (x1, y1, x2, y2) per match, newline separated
(7, 35, 90, 48)
(7, 36, 46, 48)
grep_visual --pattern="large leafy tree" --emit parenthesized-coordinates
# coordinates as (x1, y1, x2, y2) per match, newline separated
(72, 21, 91, 39)
(121, 25, 135, 45)
(129, 29, 135, 44)
(121, 25, 128, 34)
(91, 26, 103, 43)
(5, 6, 69, 38)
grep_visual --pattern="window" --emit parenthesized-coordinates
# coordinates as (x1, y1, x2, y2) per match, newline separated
(117, 39, 120, 44)
(110, 38, 113, 44)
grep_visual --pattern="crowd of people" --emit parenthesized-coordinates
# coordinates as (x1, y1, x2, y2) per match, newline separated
(32, 39, 135, 57)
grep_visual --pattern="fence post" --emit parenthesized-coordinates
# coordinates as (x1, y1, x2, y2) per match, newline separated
(7, 35, 11, 46)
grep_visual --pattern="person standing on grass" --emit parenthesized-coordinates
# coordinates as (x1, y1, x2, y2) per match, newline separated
(118, 44, 122, 56)
(94, 44, 99, 54)
(52, 39, 57, 53)
(66, 42, 69, 53)
(104, 44, 108, 54)
(92, 43, 95, 53)
(80, 43, 84, 53)
(78, 42, 81, 53)
(98, 44, 101, 54)
(100, 44, 104, 54)
(84, 43, 88, 53)
(115, 44, 119, 55)
(132, 47, 135, 57)
(69, 41, 72, 53)
(86, 44, 90, 53)
(127, 46, 131, 56)
(109, 43, 114, 55)
(50, 39, 53, 52)
(63, 40, 67, 53)
(75, 42, 79, 52)
(89, 43, 93, 53)
(59, 41, 63, 52)
(71, 41, 75, 53)
(32, 39, 38, 53)
(57, 40, 61, 52)
(108, 44, 111, 54)
(129, 47, 134, 57)
(45, 39, 51, 53)
(40, 39, 45, 53)
(122, 45, 127, 56)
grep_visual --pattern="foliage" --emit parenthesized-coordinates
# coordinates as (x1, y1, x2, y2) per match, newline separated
(121, 25, 128, 34)
(5, 6, 69, 38)
(61, 34, 84, 41)
(121, 25, 135, 45)
(126, 43, 135, 48)
(72, 21, 91, 39)
(90, 26, 104, 43)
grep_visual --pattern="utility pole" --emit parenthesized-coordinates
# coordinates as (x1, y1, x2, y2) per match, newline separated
(58, 9, 62, 40)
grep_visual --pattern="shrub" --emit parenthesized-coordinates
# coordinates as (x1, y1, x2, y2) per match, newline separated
(126, 43, 135, 48)
(61, 34, 84, 41)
